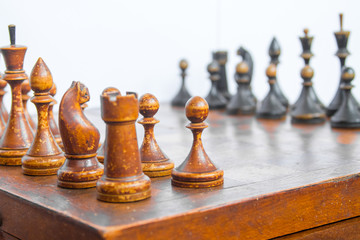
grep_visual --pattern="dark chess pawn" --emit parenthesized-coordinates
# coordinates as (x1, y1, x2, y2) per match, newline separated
(97, 88, 151, 202)
(138, 93, 174, 177)
(171, 59, 192, 107)
(256, 64, 286, 119)
(205, 60, 227, 109)
(21, 79, 36, 132)
(327, 14, 359, 117)
(171, 96, 223, 188)
(0, 25, 34, 165)
(57, 81, 103, 188)
(291, 65, 326, 124)
(0, 79, 8, 123)
(48, 84, 63, 149)
(213, 51, 231, 101)
(237, 46, 256, 103)
(331, 67, 360, 128)
(21, 58, 65, 175)
(268, 37, 289, 108)
(293, 29, 324, 110)
(226, 61, 256, 115)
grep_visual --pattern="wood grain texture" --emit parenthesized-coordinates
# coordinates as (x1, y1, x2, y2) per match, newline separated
(0, 104, 360, 239)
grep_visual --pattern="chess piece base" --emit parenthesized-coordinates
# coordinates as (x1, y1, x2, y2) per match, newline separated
(171, 169, 224, 188)
(97, 174, 151, 203)
(0, 148, 28, 165)
(227, 108, 256, 115)
(97, 155, 104, 163)
(331, 121, 360, 129)
(142, 160, 174, 177)
(57, 156, 104, 189)
(256, 112, 286, 120)
(22, 154, 65, 176)
(291, 116, 326, 124)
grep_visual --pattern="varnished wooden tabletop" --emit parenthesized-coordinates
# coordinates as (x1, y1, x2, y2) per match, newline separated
(0, 104, 360, 239)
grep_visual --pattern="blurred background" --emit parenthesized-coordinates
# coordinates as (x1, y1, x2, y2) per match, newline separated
(0, 0, 359, 114)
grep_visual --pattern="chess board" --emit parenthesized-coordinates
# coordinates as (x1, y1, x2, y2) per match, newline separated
(1, 104, 360, 239)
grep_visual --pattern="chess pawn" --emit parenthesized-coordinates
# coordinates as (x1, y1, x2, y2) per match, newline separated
(171, 59, 192, 107)
(331, 67, 360, 128)
(0, 25, 34, 165)
(237, 46, 256, 103)
(205, 60, 227, 109)
(213, 51, 231, 101)
(268, 37, 289, 108)
(226, 61, 256, 115)
(171, 96, 224, 188)
(21, 58, 65, 175)
(291, 65, 326, 124)
(256, 64, 286, 119)
(97, 88, 151, 202)
(294, 29, 324, 110)
(57, 81, 103, 188)
(327, 14, 359, 117)
(21, 79, 36, 131)
(48, 84, 63, 148)
(0, 79, 9, 123)
(138, 93, 174, 177)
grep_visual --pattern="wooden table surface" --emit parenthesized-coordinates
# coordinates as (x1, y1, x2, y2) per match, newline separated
(1, 104, 360, 240)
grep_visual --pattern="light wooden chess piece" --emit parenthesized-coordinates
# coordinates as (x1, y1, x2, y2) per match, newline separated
(138, 93, 174, 177)
(171, 96, 224, 188)
(21, 79, 36, 132)
(57, 81, 103, 188)
(48, 83, 63, 149)
(97, 88, 151, 202)
(21, 58, 65, 175)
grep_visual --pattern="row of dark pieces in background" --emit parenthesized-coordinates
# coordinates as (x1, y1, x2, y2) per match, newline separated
(172, 14, 360, 129)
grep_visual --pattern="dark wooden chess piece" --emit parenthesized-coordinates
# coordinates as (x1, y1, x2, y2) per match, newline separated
(237, 46, 256, 103)
(48, 83, 63, 148)
(57, 81, 103, 188)
(0, 25, 34, 165)
(0, 79, 9, 123)
(226, 61, 256, 115)
(327, 14, 359, 117)
(138, 93, 174, 177)
(291, 65, 326, 124)
(293, 29, 324, 110)
(331, 67, 360, 128)
(213, 51, 231, 101)
(256, 64, 286, 119)
(21, 58, 65, 175)
(171, 96, 223, 188)
(21, 79, 36, 132)
(205, 60, 227, 109)
(171, 59, 192, 107)
(268, 37, 289, 108)
(97, 88, 151, 202)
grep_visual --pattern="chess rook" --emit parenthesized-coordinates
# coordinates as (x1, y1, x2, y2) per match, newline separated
(21, 58, 65, 175)
(97, 88, 151, 202)
(171, 96, 224, 188)
(57, 82, 103, 188)
(48, 83, 63, 149)
(205, 60, 227, 109)
(138, 93, 174, 177)
(331, 67, 360, 128)
(256, 64, 286, 119)
(171, 59, 192, 107)
(0, 25, 34, 165)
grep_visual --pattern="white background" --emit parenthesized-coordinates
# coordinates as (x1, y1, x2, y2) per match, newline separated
(0, 0, 359, 114)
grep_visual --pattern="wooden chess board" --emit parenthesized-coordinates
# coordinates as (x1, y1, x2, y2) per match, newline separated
(1, 104, 360, 239)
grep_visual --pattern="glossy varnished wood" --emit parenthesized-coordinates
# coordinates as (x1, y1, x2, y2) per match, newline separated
(1, 104, 360, 239)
